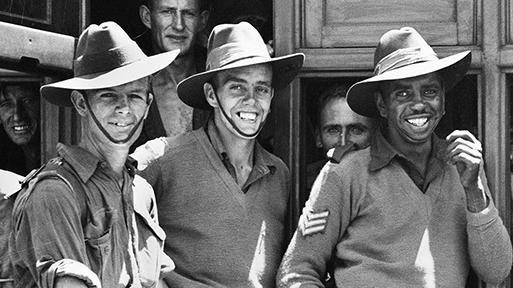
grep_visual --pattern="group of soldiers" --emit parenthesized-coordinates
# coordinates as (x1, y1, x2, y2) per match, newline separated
(0, 0, 512, 287)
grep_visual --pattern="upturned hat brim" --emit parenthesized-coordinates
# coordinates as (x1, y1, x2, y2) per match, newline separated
(177, 53, 304, 110)
(347, 50, 471, 118)
(41, 49, 180, 107)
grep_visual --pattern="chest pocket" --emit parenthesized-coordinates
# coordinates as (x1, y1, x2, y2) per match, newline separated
(134, 204, 171, 287)
(84, 207, 116, 279)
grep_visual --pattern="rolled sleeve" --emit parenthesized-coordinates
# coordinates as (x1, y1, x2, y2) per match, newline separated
(11, 179, 91, 287)
(466, 179, 513, 285)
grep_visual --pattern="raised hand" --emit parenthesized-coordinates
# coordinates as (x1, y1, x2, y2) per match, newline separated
(446, 130, 487, 212)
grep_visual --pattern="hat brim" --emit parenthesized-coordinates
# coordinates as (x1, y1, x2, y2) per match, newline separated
(177, 53, 305, 109)
(347, 51, 471, 118)
(41, 49, 180, 107)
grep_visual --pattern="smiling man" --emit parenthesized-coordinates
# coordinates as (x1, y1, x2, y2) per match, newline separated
(9, 22, 178, 288)
(141, 22, 304, 287)
(306, 84, 376, 192)
(0, 81, 40, 175)
(278, 27, 512, 288)
(133, 0, 211, 152)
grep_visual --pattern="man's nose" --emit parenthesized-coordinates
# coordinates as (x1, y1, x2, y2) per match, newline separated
(337, 129, 348, 146)
(242, 90, 257, 105)
(116, 96, 130, 114)
(172, 12, 185, 30)
(13, 101, 27, 121)
(410, 91, 427, 111)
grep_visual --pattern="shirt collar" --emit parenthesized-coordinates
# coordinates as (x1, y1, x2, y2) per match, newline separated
(56, 143, 137, 183)
(205, 119, 276, 172)
(369, 129, 448, 172)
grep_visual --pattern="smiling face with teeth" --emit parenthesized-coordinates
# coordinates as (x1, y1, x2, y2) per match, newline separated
(0, 83, 40, 146)
(376, 72, 445, 150)
(73, 77, 152, 146)
(205, 63, 273, 139)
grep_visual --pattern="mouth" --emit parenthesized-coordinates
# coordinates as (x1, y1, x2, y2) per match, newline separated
(109, 121, 134, 129)
(405, 116, 430, 128)
(11, 123, 33, 134)
(237, 111, 258, 123)
(166, 35, 187, 42)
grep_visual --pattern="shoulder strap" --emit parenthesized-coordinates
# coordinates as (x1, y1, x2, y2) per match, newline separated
(327, 143, 356, 164)
(14, 157, 88, 224)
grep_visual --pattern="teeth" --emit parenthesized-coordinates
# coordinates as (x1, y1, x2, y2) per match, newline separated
(239, 112, 257, 121)
(13, 125, 29, 131)
(406, 117, 428, 127)
(114, 123, 130, 127)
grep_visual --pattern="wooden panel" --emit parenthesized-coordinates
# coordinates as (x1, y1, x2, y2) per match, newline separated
(303, 0, 478, 48)
(0, 0, 82, 36)
(298, 46, 483, 71)
(506, 0, 513, 45)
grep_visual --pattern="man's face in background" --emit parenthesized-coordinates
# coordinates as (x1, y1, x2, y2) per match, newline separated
(0, 83, 40, 145)
(317, 97, 375, 155)
(141, 0, 209, 56)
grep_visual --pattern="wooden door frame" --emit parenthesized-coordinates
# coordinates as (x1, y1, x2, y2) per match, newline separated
(274, 1, 512, 287)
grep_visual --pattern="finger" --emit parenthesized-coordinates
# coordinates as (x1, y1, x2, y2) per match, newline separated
(447, 144, 482, 163)
(446, 136, 482, 153)
(449, 151, 482, 167)
(446, 130, 480, 146)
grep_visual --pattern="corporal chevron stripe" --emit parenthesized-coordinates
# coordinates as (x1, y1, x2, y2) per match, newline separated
(299, 208, 330, 237)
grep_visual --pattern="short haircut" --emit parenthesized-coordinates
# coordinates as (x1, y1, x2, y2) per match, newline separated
(0, 81, 39, 100)
(314, 84, 349, 128)
(142, 0, 212, 12)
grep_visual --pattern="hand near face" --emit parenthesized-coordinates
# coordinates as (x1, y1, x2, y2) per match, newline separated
(446, 130, 482, 189)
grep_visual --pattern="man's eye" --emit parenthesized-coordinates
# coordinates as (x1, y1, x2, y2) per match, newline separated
(325, 127, 341, 135)
(395, 90, 410, 99)
(230, 85, 246, 93)
(100, 93, 116, 99)
(162, 9, 176, 15)
(183, 10, 197, 17)
(129, 94, 145, 101)
(256, 86, 271, 95)
(349, 126, 365, 136)
(424, 89, 439, 97)
(0, 101, 12, 109)
(22, 98, 34, 105)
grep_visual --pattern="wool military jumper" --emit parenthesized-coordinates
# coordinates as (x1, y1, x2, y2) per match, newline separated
(142, 126, 290, 288)
(277, 132, 512, 288)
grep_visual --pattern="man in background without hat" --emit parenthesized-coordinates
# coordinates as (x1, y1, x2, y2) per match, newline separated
(278, 27, 512, 287)
(141, 22, 304, 287)
(133, 0, 212, 152)
(306, 83, 376, 193)
(9, 22, 178, 288)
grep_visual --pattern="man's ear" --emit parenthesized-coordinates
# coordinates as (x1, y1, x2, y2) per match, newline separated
(198, 10, 210, 31)
(143, 92, 154, 119)
(315, 128, 323, 148)
(70, 90, 88, 117)
(203, 82, 218, 108)
(375, 91, 387, 119)
(139, 5, 152, 29)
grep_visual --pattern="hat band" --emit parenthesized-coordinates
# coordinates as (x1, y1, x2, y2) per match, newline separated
(374, 47, 439, 75)
(74, 42, 147, 76)
(206, 43, 270, 71)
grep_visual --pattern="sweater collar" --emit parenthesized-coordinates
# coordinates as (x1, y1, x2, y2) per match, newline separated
(369, 129, 448, 172)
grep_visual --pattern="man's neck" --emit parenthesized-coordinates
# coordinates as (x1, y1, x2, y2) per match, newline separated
(385, 130, 433, 175)
(20, 141, 39, 169)
(169, 54, 196, 79)
(79, 134, 129, 177)
(213, 117, 255, 169)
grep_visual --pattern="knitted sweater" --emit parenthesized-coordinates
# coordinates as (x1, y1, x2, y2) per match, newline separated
(277, 134, 512, 288)
(142, 128, 290, 288)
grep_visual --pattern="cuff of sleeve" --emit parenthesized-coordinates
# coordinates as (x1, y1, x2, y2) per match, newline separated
(45, 259, 101, 288)
(466, 199, 499, 227)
